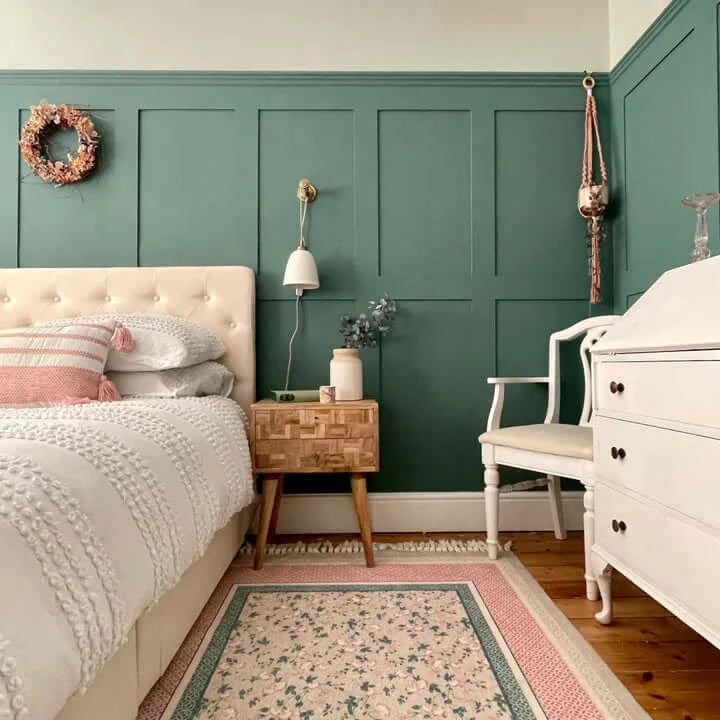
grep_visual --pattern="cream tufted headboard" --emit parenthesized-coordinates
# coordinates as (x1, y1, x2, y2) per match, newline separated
(0, 266, 256, 414)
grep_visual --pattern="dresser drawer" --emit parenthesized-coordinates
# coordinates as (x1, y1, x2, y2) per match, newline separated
(595, 482, 720, 634)
(595, 482, 668, 585)
(595, 360, 720, 428)
(594, 416, 720, 528)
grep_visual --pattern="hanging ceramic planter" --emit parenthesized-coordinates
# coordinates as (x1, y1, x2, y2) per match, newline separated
(578, 72, 608, 305)
(330, 348, 363, 401)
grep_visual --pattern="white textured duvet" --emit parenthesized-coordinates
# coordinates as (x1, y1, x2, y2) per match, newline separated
(0, 397, 254, 720)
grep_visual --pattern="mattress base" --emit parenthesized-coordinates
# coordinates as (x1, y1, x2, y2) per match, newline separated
(55, 504, 255, 720)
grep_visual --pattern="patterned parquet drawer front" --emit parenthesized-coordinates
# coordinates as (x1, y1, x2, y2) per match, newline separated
(251, 400, 379, 473)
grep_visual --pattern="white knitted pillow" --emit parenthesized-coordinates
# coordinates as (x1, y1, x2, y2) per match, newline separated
(38, 314, 225, 371)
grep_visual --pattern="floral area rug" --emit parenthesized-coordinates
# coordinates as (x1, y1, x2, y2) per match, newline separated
(139, 551, 649, 720)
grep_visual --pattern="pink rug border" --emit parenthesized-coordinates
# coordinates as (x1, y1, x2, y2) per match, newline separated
(138, 561, 626, 720)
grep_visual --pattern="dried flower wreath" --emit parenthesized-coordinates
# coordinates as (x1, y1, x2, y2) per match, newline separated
(19, 102, 99, 185)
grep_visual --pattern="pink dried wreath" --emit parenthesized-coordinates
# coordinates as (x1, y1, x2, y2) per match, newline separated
(19, 102, 99, 185)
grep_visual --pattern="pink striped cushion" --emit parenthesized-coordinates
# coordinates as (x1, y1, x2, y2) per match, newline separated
(0, 321, 123, 405)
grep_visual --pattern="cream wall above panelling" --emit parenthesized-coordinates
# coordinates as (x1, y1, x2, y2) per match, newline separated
(0, 0, 609, 71)
(608, 0, 673, 66)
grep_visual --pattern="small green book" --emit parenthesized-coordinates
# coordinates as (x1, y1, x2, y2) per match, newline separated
(270, 389, 321, 403)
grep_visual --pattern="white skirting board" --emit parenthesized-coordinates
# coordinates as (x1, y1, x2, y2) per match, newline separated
(267, 490, 584, 534)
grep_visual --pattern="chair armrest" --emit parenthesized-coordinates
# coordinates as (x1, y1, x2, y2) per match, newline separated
(487, 376, 549, 384)
(485, 377, 549, 432)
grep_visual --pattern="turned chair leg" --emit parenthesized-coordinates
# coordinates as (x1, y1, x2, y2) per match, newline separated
(547, 474, 566, 540)
(484, 463, 500, 560)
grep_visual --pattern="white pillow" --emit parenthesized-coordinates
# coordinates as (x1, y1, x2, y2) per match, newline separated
(108, 361, 234, 398)
(39, 314, 225, 371)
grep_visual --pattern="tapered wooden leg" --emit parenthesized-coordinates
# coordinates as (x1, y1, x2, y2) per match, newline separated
(583, 482, 599, 601)
(254, 474, 283, 570)
(547, 475, 567, 540)
(591, 553, 613, 625)
(484, 463, 500, 560)
(350, 473, 375, 567)
(267, 475, 285, 543)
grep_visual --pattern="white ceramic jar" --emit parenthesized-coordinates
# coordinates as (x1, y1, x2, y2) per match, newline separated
(330, 348, 363, 400)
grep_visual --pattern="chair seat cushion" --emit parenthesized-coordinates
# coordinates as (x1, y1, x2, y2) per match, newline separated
(478, 424, 593, 460)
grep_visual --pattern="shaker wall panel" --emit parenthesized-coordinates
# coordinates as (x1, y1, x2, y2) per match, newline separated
(624, 31, 709, 284)
(0, 72, 606, 492)
(138, 109, 243, 266)
(495, 298, 587, 428)
(18, 109, 137, 268)
(378, 110, 472, 297)
(611, 0, 719, 307)
(256, 299, 354, 398)
(380, 300, 477, 491)
(258, 109, 355, 300)
(494, 110, 587, 291)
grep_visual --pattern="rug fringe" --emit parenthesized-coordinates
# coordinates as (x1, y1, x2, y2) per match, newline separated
(239, 538, 513, 556)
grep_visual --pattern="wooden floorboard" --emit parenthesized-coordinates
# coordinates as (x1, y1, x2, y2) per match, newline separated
(506, 531, 720, 719)
(268, 530, 720, 719)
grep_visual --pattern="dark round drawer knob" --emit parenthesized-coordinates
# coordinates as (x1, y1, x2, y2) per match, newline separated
(610, 446, 626, 459)
(611, 519, 627, 533)
(610, 381, 625, 394)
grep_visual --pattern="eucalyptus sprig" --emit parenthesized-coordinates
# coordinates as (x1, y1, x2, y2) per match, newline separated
(339, 295, 397, 349)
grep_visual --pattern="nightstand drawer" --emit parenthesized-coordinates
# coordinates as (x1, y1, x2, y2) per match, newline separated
(250, 400, 379, 473)
(254, 405, 377, 441)
(254, 437, 378, 472)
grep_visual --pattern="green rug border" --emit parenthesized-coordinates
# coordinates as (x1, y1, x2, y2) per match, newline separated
(170, 583, 538, 720)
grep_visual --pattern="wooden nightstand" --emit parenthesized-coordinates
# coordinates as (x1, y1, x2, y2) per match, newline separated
(250, 399, 379, 569)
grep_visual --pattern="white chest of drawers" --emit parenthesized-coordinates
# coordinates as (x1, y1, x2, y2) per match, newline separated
(590, 257, 720, 648)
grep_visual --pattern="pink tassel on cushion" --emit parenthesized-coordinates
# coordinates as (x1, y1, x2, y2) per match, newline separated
(111, 323, 134, 352)
(98, 375, 122, 402)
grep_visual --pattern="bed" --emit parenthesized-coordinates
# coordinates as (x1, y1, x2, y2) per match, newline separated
(0, 266, 257, 720)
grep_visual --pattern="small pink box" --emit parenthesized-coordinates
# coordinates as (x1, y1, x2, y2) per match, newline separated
(319, 385, 336, 403)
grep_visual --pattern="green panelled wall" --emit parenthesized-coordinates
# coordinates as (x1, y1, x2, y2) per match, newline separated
(610, 0, 720, 309)
(0, 72, 610, 492)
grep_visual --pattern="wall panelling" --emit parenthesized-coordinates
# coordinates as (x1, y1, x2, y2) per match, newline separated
(0, 72, 606, 492)
(610, 0, 719, 307)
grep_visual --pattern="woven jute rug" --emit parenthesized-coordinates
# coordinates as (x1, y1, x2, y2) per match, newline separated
(138, 542, 649, 720)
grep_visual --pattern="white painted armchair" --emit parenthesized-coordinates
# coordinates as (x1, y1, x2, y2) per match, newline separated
(478, 315, 619, 601)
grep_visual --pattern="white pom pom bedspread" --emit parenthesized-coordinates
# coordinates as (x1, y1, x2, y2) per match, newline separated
(0, 397, 254, 720)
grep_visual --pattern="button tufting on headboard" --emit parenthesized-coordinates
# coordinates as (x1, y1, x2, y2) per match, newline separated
(0, 266, 256, 414)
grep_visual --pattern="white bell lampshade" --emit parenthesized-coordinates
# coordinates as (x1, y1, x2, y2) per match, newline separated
(283, 247, 319, 293)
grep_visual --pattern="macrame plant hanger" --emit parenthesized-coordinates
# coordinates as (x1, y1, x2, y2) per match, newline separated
(578, 71, 608, 304)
